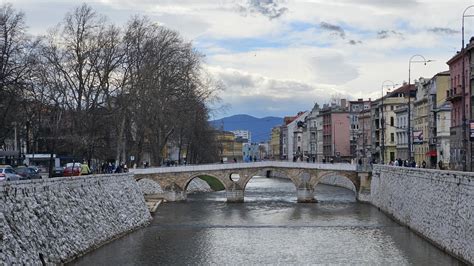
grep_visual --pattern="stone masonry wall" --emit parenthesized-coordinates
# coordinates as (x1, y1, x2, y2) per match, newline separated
(0, 174, 152, 264)
(371, 165, 473, 264)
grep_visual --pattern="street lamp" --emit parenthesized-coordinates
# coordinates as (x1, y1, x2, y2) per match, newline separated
(381, 80, 396, 164)
(461, 5, 474, 171)
(408, 54, 433, 162)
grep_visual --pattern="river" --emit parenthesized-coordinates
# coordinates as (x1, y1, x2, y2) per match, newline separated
(72, 176, 463, 265)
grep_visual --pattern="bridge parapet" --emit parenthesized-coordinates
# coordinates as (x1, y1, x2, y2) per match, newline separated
(130, 161, 357, 175)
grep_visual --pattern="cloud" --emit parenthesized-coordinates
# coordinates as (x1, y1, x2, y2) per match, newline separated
(207, 66, 350, 117)
(377, 30, 403, 39)
(348, 40, 362, 45)
(337, 0, 418, 9)
(236, 0, 288, 19)
(320, 22, 345, 38)
(310, 54, 359, 85)
(428, 27, 459, 35)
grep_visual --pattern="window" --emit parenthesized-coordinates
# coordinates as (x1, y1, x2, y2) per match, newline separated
(297, 136, 301, 142)
(391, 106, 394, 111)
(390, 117, 394, 126)
(391, 133, 394, 142)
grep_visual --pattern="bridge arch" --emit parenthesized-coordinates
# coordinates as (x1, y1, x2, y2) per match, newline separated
(312, 171, 359, 194)
(183, 173, 228, 192)
(241, 168, 300, 191)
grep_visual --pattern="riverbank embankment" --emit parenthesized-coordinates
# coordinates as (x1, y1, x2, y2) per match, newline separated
(0, 173, 151, 264)
(371, 165, 473, 264)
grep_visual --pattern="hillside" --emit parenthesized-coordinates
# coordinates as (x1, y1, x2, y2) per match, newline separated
(210, 114, 283, 143)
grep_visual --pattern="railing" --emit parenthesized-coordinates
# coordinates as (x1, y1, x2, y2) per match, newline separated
(131, 161, 358, 175)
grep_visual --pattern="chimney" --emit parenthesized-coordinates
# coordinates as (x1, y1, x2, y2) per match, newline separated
(341, 99, 347, 108)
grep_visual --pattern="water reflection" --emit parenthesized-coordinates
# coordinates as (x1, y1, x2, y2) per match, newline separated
(72, 177, 462, 265)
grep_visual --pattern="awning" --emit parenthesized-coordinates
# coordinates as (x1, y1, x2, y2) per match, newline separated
(426, 150, 437, 157)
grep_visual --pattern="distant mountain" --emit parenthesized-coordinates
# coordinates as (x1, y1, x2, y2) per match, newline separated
(210, 114, 283, 143)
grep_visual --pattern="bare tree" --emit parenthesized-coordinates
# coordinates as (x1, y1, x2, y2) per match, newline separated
(37, 4, 125, 162)
(0, 4, 31, 148)
(2, 3, 222, 168)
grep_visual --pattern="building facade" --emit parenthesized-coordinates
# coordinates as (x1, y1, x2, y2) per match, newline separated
(413, 78, 430, 166)
(230, 130, 251, 143)
(286, 111, 309, 162)
(215, 131, 243, 162)
(269, 126, 281, 160)
(435, 102, 451, 169)
(304, 103, 320, 162)
(349, 99, 371, 161)
(357, 107, 373, 165)
(319, 100, 350, 162)
(395, 104, 410, 161)
(372, 84, 414, 163)
(446, 39, 473, 171)
(425, 71, 451, 168)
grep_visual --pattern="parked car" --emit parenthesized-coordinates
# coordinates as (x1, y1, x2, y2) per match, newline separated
(15, 166, 42, 180)
(52, 166, 64, 177)
(63, 163, 81, 177)
(0, 167, 22, 181)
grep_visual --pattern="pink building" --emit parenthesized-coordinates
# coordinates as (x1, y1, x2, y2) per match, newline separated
(446, 37, 474, 170)
(319, 101, 350, 162)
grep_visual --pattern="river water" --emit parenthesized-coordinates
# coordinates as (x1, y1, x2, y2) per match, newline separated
(73, 177, 463, 265)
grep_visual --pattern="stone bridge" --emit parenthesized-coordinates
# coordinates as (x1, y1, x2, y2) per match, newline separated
(131, 161, 372, 203)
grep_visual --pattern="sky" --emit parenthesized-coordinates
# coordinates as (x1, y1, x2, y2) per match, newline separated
(10, 0, 474, 119)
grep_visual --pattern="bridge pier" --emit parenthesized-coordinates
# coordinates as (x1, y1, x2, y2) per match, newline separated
(296, 188, 316, 203)
(226, 189, 244, 203)
(165, 190, 186, 201)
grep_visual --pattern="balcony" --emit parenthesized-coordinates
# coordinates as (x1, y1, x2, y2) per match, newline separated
(447, 87, 463, 102)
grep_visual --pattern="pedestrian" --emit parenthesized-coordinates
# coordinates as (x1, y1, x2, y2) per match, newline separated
(115, 163, 122, 173)
(422, 160, 427, 168)
(101, 162, 107, 173)
(108, 162, 113, 173)
(394, 160, 399, 166)
(438, 160, 444, 170)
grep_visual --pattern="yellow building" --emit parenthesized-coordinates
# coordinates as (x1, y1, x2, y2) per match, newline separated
(270, 127, 281, 159)
(433, 72, 450, 168)
(215, 131, 243, 162)
(414, 72, 450, 167)
(377, 84, 413, 163)
(413, 78, 430, 166)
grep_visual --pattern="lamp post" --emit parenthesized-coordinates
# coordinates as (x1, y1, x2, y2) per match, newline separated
(408, 55, 432, 162)
(381, 80, 396, 164)
(461, 5, 474, 171)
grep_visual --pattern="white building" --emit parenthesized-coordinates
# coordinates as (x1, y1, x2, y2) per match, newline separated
(231, 130, 251, 143)
(287, 111, 309, 162)
(304, 103, 320, 162)
(435, 102, 451, 169)
(316, 114, 324, 162)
